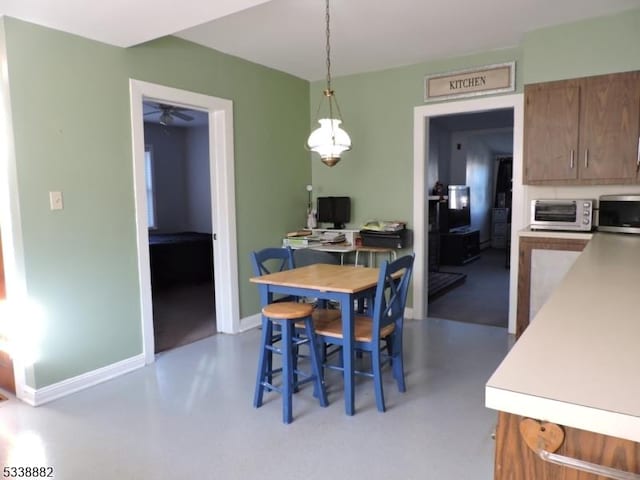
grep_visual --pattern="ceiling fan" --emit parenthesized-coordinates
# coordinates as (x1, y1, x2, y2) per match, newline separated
(143, 102, 194, 126)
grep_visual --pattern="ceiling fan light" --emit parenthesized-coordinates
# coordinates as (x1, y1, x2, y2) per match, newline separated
(307, 118, 351, 166)
(159, 111, 173, 126)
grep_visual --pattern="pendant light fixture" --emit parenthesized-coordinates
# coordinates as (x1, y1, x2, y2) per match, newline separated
(307, 0, 351, 167)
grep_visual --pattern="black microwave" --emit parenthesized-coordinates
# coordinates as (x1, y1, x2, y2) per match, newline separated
(598, 194, 640, 234)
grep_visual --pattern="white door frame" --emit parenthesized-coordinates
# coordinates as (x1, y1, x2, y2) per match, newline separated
(129, 80, 240, 364)
(412, 93, 525, 334)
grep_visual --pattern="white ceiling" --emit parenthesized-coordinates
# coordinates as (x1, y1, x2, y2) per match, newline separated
(1, 0, 638, 80)
(0, 0, 272, 47)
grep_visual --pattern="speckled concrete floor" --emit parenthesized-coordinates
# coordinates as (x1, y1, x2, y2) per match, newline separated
(0, 318, 510, 480)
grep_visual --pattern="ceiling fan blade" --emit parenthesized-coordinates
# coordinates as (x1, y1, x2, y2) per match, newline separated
(171, 111, 194, 121)
(144, 110, 161, 116)
(171, 110, 193, 122)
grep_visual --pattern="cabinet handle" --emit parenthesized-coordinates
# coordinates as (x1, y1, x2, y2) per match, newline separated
(570, 150, 575, 169)
(637, 137, 640, 171)
(584, 149, 589, 168)
(519, 418, 640, 480)
(538, 449, 640, 480)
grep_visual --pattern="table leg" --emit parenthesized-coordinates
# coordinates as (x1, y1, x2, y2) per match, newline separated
(339, 292, 355, 416)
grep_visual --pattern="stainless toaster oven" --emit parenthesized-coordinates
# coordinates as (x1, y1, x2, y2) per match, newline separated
(530, 199, 595, 232)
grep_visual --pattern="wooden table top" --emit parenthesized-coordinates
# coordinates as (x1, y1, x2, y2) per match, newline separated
(250, 263, 380, 294)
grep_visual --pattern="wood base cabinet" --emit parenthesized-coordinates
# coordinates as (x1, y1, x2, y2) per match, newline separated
(516, 236, 588, 338)
(494, 412, 640, 480)
(524, 71, 640, 185)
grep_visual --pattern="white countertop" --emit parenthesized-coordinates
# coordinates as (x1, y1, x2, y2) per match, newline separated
(519, 227, 594, 241)
(486, 232, 640, 442)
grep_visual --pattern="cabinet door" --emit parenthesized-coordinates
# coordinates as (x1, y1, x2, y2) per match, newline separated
(524, 82, 580, 183)
(516, 237, 588, 338)
(579, 72, 640, 182)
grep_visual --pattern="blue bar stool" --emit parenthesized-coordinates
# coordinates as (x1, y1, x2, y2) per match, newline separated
(254, 301, 328, 424)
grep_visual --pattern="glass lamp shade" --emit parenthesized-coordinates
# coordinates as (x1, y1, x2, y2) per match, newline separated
(307, 118, 351, 167)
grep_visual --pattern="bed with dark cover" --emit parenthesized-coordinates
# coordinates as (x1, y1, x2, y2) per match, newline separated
(149, 232, 213, 289)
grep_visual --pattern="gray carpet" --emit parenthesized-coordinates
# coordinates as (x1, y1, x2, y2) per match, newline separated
(153, 282, 217, 353)
(428, 248, 509, 328)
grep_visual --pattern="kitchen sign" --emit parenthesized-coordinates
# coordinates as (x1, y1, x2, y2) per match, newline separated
(424, 62, 515, 102)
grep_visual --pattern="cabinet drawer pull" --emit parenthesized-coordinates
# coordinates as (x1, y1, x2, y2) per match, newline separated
(570, 150, 575, 169)
(519, 418, 640, 480)
(538, 449, 640, 480)
(584, 149, 589, 168)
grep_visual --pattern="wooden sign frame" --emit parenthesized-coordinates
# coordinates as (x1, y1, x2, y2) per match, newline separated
(424, 61, 516, 102)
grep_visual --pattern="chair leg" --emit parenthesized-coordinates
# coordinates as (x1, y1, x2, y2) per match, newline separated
(385, 337, 393, 365)
(292, 341, 300, 394)
(254, 317, 274, 408)
(281, 320, 294, 424)
(391, 333, 406, 393)
(303, 319, 328, 407)
(372, 345, 386, 412)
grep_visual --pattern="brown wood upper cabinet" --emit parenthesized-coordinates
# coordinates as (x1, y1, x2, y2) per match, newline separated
(524, 71, 640, 185)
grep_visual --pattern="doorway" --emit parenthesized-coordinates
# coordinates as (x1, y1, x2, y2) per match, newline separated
(426, 111, 514, 328)
(142, 102, 216, 352)
(412, 94, 525, 334)
(129, 80, 240, 365)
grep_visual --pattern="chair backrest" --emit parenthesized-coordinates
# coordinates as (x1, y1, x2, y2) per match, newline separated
(371, 253, 415, 341)
(250, 247, 296, 307)
(250, 247, 294, 277)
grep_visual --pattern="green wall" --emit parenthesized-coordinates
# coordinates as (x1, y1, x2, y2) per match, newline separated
(523, 8, 640, 84)
(3, 18, 310, 388)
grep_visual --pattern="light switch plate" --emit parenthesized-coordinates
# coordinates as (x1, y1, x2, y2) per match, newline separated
(49, 191, 63, 210)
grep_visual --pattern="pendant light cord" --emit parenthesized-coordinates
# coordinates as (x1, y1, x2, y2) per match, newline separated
(325, 0, 332, 93)
(324, 0, 334, 122)
(324, 0, 346, 126)
(311, 0, 347, 143)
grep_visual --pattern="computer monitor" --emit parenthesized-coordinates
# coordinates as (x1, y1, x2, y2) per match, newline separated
(446, 185, 471, 232)
(317, 196, 351, 229)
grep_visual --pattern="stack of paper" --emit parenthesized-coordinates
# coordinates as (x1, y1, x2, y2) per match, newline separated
(320, 232, 346, 243)
(283, 236, 322, 247)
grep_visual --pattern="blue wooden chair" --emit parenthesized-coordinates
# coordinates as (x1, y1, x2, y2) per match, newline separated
(314, 253, 415, 412)
(250, 247, 296, 406)
(256, 301, 328, 424)
(250, 246, 334, 420)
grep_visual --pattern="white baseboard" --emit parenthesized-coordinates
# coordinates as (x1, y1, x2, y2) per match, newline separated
(239, 313, 261, 332)
(18, 353, 145, 406)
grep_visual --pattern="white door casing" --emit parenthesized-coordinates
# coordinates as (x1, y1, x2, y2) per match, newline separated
(129, 80, 240, 364)
(412, 94, 525, 334)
